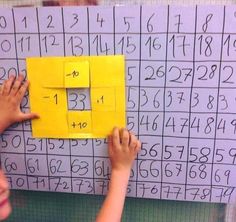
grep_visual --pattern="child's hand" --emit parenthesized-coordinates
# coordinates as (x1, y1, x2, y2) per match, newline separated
(0, 75, 39, 133)
(108, 127, 141, 173)
(96, 128, 141, 222)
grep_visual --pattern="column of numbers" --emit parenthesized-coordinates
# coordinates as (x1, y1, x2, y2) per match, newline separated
(137, 6, 168, 199)
(212, 6, 236, 203)
(115, 6, 140, 197)
(37, 7, 71, 192)
(163, 6, 196, 201)
(0, 9, 18, 83)
(186, 6, 223, 202)
(0, 8, 28, 190)
(88, 7, 114, 195)
(37, 7, 64, 56)
(63, 7, 89, 56)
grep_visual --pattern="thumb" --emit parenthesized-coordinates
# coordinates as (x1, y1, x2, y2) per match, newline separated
(19, 112, 39, 122)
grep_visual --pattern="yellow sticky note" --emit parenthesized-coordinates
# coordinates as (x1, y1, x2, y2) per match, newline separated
(38, 88, 67, 112)
(67, 111, 92, 134)
(91, 87, 115, 111)
(64, 61, 89, 88)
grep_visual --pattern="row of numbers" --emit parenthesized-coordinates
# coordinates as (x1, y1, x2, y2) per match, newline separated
(3, 156, 235, 186)
(127, 87, 236, 112)
(127, 112, 236, 138)
(1, 7, 236, 33)
(2, 34, 236, 60)
(5, 175, 236, 203)
(127, 63, 236, 87)
(2, 133, 236, 165)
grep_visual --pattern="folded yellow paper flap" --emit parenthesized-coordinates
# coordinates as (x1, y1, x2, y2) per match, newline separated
(91, 87, 116, 111)
(67, 110, 92, 134)
(64, 60, 90, 88)
(31, 88, 67, 113)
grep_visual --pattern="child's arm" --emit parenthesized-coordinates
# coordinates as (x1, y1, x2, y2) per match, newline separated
(0, 75, 39, 134)
(96, 127, 141, 222)
(0, 75, 39, 220)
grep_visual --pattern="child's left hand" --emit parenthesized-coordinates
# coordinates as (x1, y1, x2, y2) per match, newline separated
(0, 75, 39, 133)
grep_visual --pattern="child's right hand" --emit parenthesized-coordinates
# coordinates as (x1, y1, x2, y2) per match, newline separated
(96, 128, 141, 222)
(108, 127, 141, 173)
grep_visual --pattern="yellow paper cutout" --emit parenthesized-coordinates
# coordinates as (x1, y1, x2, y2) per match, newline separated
(68, 111, 92, 133)
(64, 61, 89, 88)
(27, 55, 126, 138)
(91, 87, 115, 111)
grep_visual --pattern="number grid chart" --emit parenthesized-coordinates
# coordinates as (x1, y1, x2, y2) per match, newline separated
(0, 5, 236, 203)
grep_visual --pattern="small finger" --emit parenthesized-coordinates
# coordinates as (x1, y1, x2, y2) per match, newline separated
(16, 80, 29, 101)
(135, 140, 141, 153)
(2, 76, 15, 96)
(121, 128, 129, 147)
(1, 80, 7, 95)
(112, 127, 120, 149)
(129, 133, 137, 149)
(108, 135, 113, 156)
(10, 74, 24, 96)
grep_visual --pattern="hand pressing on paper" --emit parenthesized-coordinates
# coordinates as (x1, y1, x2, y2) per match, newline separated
(0, 75, 39, 134)
(96, 128, 141, 222)
(108, 128, 141, 174)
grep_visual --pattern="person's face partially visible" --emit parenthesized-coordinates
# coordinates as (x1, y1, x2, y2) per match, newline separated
(43, 0, 97, 6)
(0, 170, 11, 221)
(58, 0, 97, 5)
